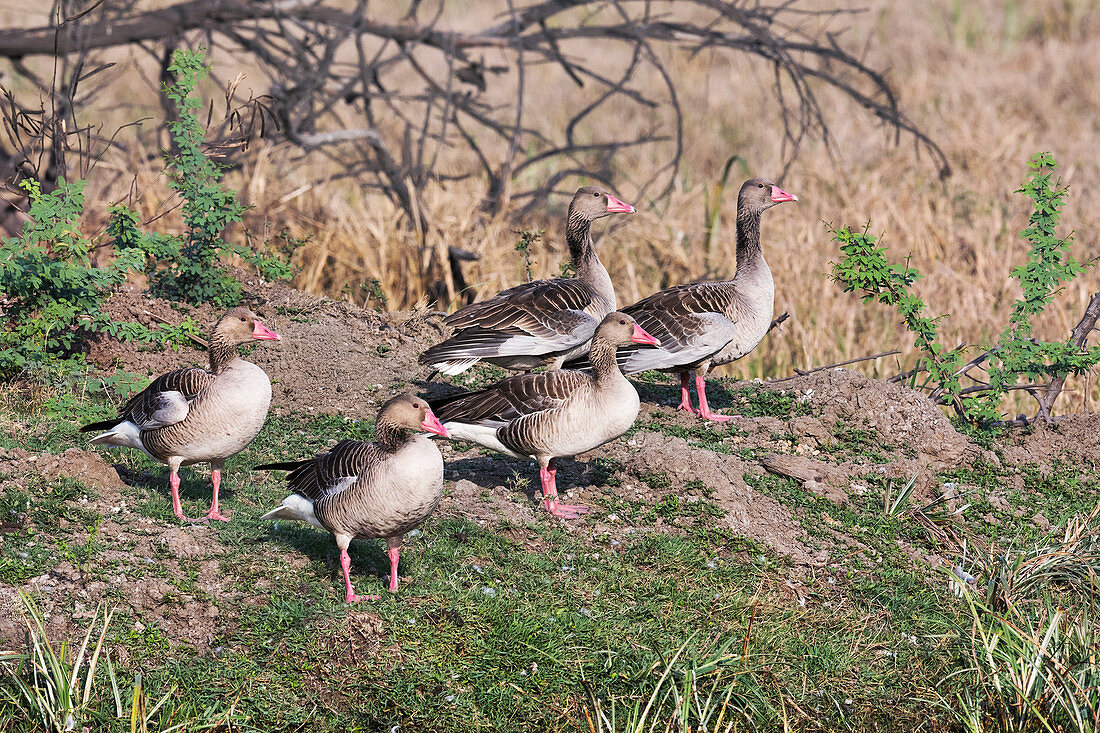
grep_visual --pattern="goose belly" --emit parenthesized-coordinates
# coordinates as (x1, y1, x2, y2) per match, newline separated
(174, 362, 272, 463)
(528, 381, 639, 458)
(711, 299, 774, 366)
(320, 438, 444, 540)
(708, 270, 778, 365)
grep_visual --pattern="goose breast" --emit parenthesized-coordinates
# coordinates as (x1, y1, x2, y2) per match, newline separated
(320, 435, 444, 540)
(171, 361, 273, 464)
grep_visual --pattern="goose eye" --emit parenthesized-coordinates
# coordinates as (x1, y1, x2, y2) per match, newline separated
(239, 316, 247, 322)
(593, 192, 600, 197)
(758, 183, 764, 188)
(619, 319, 626, 324)
(412, 402, 420, 409)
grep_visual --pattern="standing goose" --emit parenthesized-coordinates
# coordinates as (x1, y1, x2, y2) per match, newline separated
(574, 178, 796, 421)
(256, 394, 448, 603)
(81, 308, 281, 521)
(431, 312, 658, 518)
(419, 186, 635, 375)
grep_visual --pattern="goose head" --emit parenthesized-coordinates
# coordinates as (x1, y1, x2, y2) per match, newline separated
(595, 311, 660, 349)
(216, 308, 282, 344)
(382, 393, 449, 437)
(569, 186, 636, 222)
(739, 178, 797, 216)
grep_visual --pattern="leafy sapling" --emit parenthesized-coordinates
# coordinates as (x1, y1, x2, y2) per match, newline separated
(829, 152, 1100, 424)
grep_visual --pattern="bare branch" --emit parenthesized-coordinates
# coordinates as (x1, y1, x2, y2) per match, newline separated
(1035, 291, 1100, 421)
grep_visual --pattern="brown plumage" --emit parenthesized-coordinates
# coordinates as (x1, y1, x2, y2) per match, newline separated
(431, 312, 659, 518)
(81, 307, 282, 521)
(257, 394, 448, 603)
(568, 178, 797, 421)
(419, 186, 635, 375)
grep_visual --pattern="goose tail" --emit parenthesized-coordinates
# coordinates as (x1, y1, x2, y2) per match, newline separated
(261, 494, 324, 530)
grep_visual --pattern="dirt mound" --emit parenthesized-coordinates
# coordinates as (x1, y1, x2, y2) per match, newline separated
(0, 446, 125, 496)
(605, 431, 826, 566)
(997, 411, 1100, 469)
(90, 281, 443, 418)
(782, 369, 978, 467)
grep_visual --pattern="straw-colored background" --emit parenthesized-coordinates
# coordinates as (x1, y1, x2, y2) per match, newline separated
(4, 0, 1099, 413)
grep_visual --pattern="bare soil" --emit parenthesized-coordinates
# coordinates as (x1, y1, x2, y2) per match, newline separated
(4, 284, 1098, 651)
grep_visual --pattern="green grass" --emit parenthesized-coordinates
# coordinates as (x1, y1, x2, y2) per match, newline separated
(3, 381, 1099, 731)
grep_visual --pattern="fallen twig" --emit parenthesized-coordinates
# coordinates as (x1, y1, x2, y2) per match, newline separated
(773, 349, 899, 383)
(144, 311, 209, 348)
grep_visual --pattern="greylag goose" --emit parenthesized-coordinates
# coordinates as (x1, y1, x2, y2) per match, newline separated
(430, 312, 658, 518)
(584, 178, 795, 421)
(419, 186, 635, 375)
(256, 394, 448, 603)
(80, 307, 281, 521)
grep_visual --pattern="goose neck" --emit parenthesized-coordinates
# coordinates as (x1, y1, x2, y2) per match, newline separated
(588, 339, 623, 384)
(207, 335, 241, 374)
(734, 208, 764, 276)
(566, 211, 597, 268)
(375, 419, 409, 452)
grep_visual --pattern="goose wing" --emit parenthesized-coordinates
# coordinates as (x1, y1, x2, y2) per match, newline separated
(615, 283, 740, 373)
(120, 367, 215, 430)
(421, 279, 601, 367)
(259, 440, 385, 503)
(430, 369, 589, 427)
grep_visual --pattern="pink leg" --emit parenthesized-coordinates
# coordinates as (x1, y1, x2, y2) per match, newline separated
(695, 374, 731, 422)
(387, 546, 401, 593)
(340, 548, 379, 604)
(677, 372, 700, 415)
(169, 470, 202, 523)
(205, 469, 230, 521)
(540, 462, 589, 518)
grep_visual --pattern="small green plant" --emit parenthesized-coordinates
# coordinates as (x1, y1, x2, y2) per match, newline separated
(939, 510, 1100, 732)
(831, 152, 1100, 424)
(882, 475, 918, 516)
(0, 179, 156, 381)
(360, 278, 387, 306)
(976, 152, 1100, 422)
(0, 593, 237, 732)
(830, 222, 967, 412)
(514, 228, 542, 281)
(112, 48, 293, 307)
(584, 635, 775, 732)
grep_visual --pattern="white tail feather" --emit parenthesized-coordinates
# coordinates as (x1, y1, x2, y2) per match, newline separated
(434, 358, 480, 376)
(88, 421, 151, 456)
(261, 494, 325, 530)
(442, 422, 525, 459)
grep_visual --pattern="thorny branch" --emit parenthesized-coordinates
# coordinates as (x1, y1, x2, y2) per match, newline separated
(0, 0, 950, 289)
(866, 293, 1100, 423)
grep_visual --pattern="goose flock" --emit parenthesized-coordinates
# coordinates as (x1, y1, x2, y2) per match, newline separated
(83, 177, 795, 602)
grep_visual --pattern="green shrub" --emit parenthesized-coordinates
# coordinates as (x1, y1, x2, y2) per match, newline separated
(116, 47, 293, 306)
(0, 179, 145, 380)
(0, 48, 296, 384)
(830, 152, 1100, 424)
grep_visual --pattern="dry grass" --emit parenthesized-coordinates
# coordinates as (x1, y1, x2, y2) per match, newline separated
(4, 0, 1100, 414)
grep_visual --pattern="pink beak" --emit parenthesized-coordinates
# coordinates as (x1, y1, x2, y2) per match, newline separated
(770, 185, 797, 203)
(420, 408, 449, 437)
(252, 321, 282, 341)
(605, 194, 636, 214)
(631, 324, 660, 347)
